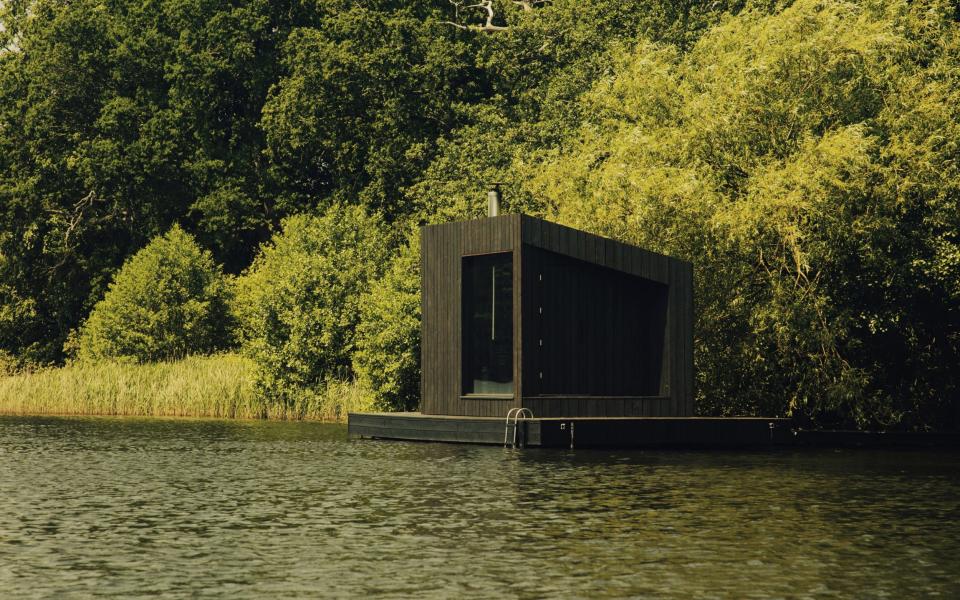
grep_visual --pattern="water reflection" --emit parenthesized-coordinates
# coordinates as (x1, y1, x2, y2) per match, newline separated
(1, 416, 958, 598)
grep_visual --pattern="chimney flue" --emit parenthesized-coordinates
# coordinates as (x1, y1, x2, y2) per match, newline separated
(487, 183, 502, 217)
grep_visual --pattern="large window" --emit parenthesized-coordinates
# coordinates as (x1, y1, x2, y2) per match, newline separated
(462, 253, 513, 395)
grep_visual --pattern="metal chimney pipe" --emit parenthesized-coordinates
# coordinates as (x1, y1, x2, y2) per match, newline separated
(487, 184, 502, 217)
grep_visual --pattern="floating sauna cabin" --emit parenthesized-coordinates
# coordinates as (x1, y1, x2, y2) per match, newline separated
(420, 212, 694, 419)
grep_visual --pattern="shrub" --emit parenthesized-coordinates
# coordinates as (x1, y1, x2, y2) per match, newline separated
(353, 228, 421, 411)
(235, 205, 390, 411)
(78, 225, 234, 362)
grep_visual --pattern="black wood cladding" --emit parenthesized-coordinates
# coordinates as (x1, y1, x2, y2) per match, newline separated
(421, 214, 693, 418)
(528, 248, 667, 397)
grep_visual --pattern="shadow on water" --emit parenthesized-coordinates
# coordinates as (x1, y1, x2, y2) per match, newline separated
(1, 416, 959, 598)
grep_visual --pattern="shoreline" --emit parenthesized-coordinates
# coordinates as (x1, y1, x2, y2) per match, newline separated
(2, 411, 957, 448)
(0, 411, 355, 424)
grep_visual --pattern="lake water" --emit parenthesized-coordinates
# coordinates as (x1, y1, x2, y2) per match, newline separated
(1, 416, 958, 599)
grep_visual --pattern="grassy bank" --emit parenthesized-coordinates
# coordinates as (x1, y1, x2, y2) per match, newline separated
(0, 354, 373, 422)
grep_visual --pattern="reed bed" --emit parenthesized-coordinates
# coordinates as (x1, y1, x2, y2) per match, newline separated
(257, 379, 376, 422)
(0, 354, 373, 422)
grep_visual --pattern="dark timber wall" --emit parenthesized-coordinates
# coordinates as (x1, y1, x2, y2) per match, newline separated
(420, 215, 523, 417)
(420, 214, 693, 418)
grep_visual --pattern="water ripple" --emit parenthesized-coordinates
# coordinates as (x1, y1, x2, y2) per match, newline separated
(1, 416, 959, 598)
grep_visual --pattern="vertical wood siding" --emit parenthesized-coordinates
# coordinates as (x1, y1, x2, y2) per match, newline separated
(421, 215, 522, 416)
(525, 246, 668, 399)
(421, 214, 693, 418)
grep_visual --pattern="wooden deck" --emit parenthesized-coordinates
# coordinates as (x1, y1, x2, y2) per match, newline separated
(348, 412, 794, 448)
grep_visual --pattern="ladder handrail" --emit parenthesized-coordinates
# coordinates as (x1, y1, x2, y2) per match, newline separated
(504, 408, 534, 448)
(503, 408, 519, 446)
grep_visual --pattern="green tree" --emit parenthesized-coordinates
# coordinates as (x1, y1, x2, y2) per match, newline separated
(235, 205, 391, 410)
(0, 0, 751, 366)
(77, 225, 233, 362)
(0, 0, 281, 363)
(353, 229, 422, 411)
(3, 0, 958, 430)
(260, 2, 482, 218)
(410, 0, 753, 224)
(526, 0, 960, 429)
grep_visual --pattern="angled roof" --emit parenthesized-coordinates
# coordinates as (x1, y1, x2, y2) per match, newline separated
(518, 215, 690, 285)
(424, 214, 690, 285)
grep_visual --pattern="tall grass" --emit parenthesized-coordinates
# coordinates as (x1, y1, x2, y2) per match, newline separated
(257, 379, 376, 422)
(0, 354, 374, 422)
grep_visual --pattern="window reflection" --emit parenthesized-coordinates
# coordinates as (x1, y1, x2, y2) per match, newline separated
(462, 253, 513, 395)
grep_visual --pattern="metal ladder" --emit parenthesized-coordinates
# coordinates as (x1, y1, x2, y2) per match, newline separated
(504, 408, 534, 448)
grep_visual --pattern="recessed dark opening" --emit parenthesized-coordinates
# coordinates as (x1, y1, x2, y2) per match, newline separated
(462, 253, 513, 395)
(531, 248, 668, 397)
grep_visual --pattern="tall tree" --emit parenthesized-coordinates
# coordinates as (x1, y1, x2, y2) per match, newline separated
(525, 0, 960, 429)
(260, 2, 484, 218)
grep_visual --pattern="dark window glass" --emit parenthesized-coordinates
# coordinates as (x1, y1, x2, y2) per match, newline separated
(462, 253, 513, 395)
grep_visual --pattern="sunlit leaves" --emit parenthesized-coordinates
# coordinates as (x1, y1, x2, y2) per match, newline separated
(234, 205, 391, 408)
(528, 0, 960, 428)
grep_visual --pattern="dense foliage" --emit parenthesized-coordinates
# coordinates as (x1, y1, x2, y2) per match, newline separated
(1, 0, 958, 428)
(76, 225, 233, 362)
(527, 0, 960, 429)
(235, 206, 390, 412)
(353, 230, 422, 411)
